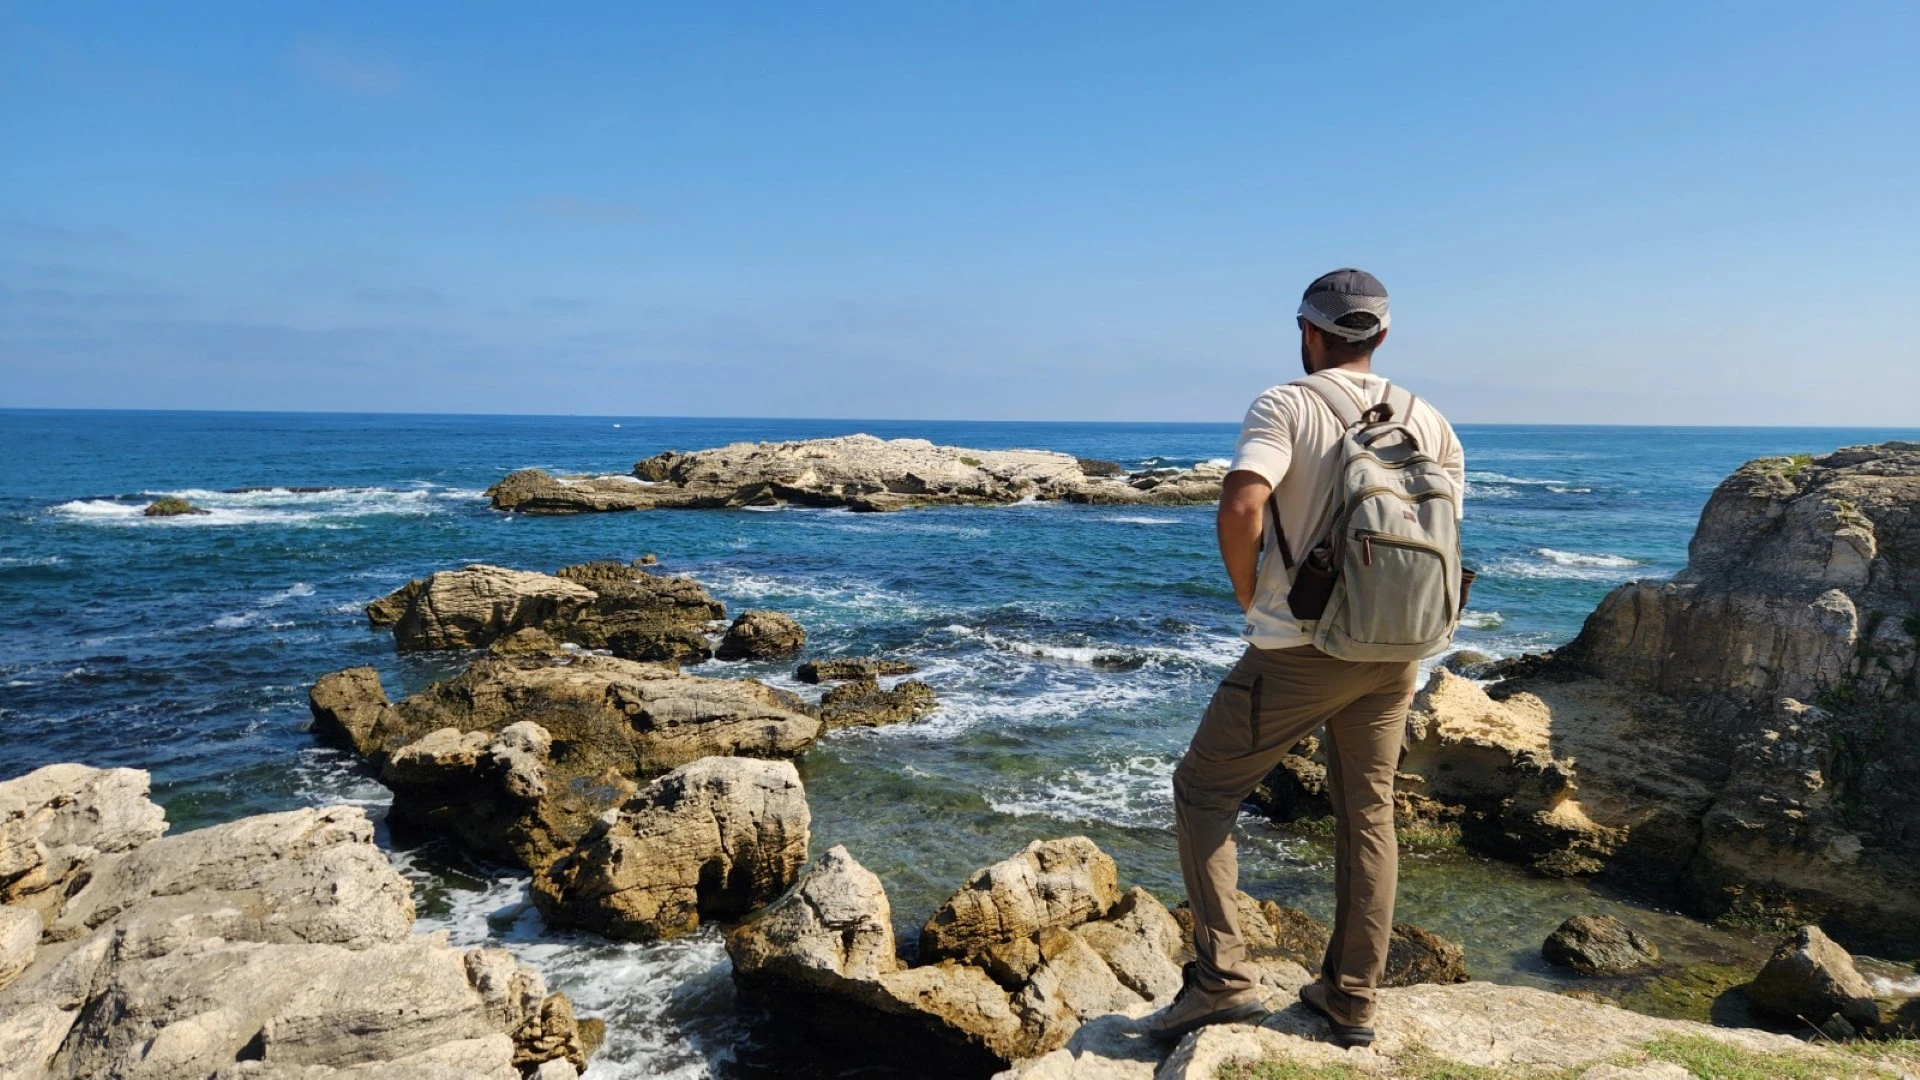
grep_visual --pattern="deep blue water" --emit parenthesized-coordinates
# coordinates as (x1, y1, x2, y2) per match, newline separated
(4, 410, 1916, 1077)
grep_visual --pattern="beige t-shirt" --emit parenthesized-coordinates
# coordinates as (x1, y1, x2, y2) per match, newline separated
(1227, 369, 1466, 650)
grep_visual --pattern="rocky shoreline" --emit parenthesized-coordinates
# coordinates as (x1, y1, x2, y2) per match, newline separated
(7, 440, 1919, 1078)
(484, 434, 1226, 513)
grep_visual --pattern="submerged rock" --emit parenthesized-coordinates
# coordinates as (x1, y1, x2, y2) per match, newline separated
(0, 764, 592, 1079)
(486, 434, 1227, 514)
(796, 657, 920, 684)
(367, 561, 731, 663)
(715, 609, 807, 661)
(818, 677, 938, 728)
(1544, 914, 1662, 976)
(307, 654, 821, 872)
(534, 757, 810, 941)
(1745, 925, 1882, 1033)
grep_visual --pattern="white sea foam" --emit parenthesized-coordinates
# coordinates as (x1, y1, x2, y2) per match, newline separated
(1099, 515, 1181, 526)
(1545, 485, 1593, 495)
(986, 753, 1178, 829)
(1868, 971, 1920, 996)
(1458, 610, 1505, 630)
(0, 555, 64, 567)
(47, 485, 474, 527)
(1487, 549, 1650, 583)
(1203, 457, 1231, 468)
(1536, 548, 1639, 568)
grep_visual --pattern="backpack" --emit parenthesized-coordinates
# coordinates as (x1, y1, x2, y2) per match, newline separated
(1273, 372, 1463, 662)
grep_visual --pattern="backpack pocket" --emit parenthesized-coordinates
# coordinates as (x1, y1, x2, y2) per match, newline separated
(1341, 529, 1454, 647)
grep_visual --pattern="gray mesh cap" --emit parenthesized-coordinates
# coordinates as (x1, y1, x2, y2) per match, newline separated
(1298, 268, 1390, 342)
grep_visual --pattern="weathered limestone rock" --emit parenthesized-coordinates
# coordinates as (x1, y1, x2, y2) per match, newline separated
(308, 655, 821, 872)
(0, 905, 38, 991)
(1000, 980, 1826, 1080)
(0, 765, 592, 1080)
(796, 657, 919, 684)
(920, 838, 1122, 964)
(0, 764, 167, 917)
(715, 609, 807, 661)
(143, 496, 209, 517)
(486, 435, 1226, 514)
(818, 677, 939, 729)
(533, 757, 811, 941)
(1544, 915, 1662, 976)
(367, 561, 732, 663)
(1745, 924, 1882, 1032)
(729, 840, 1188, 1073)
(1169, 894, 1468, 988)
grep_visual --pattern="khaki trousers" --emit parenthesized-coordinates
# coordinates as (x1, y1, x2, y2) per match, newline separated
(1173, 644, 1416, 1026)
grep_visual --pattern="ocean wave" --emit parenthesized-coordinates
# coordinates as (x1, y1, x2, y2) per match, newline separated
(0, 555, 65, 567)
(1545, 485, 1592, 495)
(46, 485, 478, 527)
(1486, 549, 1649, 582)
(1458, 610, 1504, 630)
(1536, 548, 1640, 568)
(985, 753, 1177, 829)
(1099, 515, 1181, 526)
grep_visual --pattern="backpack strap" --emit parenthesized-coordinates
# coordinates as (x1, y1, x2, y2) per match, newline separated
(1269, 373, 1410, 568)
(1293, 371, 1368, 429)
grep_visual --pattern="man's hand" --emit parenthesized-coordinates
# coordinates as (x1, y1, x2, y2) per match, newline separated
(1217, 470, 1271, 612)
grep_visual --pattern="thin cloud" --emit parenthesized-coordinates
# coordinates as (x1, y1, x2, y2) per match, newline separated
(286, 36, 403, 98)
(529, 196, 647, 224)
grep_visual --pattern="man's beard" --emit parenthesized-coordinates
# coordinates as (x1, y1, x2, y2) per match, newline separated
(1300, 337, 1313, 375)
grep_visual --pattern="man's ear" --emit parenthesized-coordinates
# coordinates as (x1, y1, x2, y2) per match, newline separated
(1373, 326, 1389, 349)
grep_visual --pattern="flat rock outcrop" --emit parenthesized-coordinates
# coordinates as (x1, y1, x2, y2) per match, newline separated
(308, 654, 821, 871)
(715, 609, 806, 661)
(369, 562, 727, 663)
(1256, 443, 1920, 952)
(998, 980, 1830, 1080)
(818, 676, 939, 728)
(486, 435, 1226, 514)
(728, 839, 1199, 1074)
(797, 657, 919, 684)
(533, 757, 809, 941)
(0, 764, 593, 1080)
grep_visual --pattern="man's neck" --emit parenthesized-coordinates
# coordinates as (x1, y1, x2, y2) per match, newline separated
(1316, 358, 1374, 376)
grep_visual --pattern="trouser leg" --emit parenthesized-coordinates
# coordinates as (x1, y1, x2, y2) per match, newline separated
(1316, 664, 1416, 1026)
(1174, 646, 1371, 993)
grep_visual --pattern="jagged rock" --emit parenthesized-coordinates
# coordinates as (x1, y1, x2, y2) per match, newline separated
(487, 626, 567, 657)
(0, 765, 590, 1080)
(533, 757, 810, 941)
(999, 980, 1827, 1080)
(367, 562, 728, 662)
(796, 657, 920, 684)
(1544, 915, 1662, 976)
(308, 655, 821, 871)
(819, 677, 939, 728)
(1746, 925, 1882, 1031)
(0, 906, 37, 991)
(1388, 923, 1470, 986)
(1438, 648, 1498, 678)
(143, 496, 209, 517)
(0, 764, 167, 917)
(920, 838, 1121, 964)
(716, 610, 807, 661)
(486, 435, 1226, 514)
(729, 840, 1185, 1072)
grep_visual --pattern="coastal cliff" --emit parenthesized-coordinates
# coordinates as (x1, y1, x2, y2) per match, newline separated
(1261, 442, 1920, 950)
(485, 434, 1225, 513)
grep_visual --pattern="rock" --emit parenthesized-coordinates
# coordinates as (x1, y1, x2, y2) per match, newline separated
(311, 655, 821, 872)
(716, 610, 807, 661)
(1169, 895, 1465, 988)
(142, 496, 209, 517)
(818, 677, 938, 728)
(919, 838, 1121, 964)
(796, 657, 920, 684)
(0, 764, 591, 1080)
(1438, 648, 1498, 678)
(1746, 925, 1882, 1031)
(486, 626, 567, 657)
(997, 979, 1828, 1080)
(533, 757, 811, 941)
(379, 564, 597, 651)
(729, 839, 1184, 1072)
(486, 435, 1226, 514)
(1387, 922, 1470, 986)
(0, 905, 38, 991)
(363, 579, 420, 627)
(1544, 915, 1662, 976)
(0, 764, 168, 917)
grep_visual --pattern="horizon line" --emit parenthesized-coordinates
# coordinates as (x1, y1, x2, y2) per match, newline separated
(2, 405, 1919, 434)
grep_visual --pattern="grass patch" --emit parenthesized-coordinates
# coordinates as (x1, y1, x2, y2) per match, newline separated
(958, 456, 983, 467)
(1617, 963, 1753, 1025)
(1640, 1034, 1895, 1079)
(1223, 1049, 1563, 1079)
(1220, 1036, 1912, 1080)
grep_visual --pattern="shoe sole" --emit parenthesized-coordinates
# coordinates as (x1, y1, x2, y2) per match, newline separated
(1298, 987, 1375, 1048)
(1148, 999, 1268, 1042)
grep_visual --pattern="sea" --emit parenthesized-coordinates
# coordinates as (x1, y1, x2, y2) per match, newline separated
(4, 411, 1918, 1077)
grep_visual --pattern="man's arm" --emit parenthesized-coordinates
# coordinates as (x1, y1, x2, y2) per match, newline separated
(1217, 470, 1273, 612)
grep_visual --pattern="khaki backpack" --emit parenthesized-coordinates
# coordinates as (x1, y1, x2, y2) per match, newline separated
(1274, 372, 1463, 662)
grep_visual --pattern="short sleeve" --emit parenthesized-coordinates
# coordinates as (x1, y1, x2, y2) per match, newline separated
(1438, 417, 1467, 520)
(1229, 390, 1293, 488)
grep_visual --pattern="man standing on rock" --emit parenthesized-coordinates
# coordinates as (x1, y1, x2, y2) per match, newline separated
(1151, 269, 1466, 1045)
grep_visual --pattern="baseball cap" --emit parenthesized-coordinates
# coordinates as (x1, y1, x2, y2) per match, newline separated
(1298, 268, 1390, 342)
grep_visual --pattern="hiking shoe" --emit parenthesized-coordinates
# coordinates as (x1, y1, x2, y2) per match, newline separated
(1147, 962, 1266, 1042)
(1299, 981, 1375, 1048)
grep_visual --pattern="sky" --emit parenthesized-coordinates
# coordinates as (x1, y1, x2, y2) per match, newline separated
(2, 2, 1916, 424)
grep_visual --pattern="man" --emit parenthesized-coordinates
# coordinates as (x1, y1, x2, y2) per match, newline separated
(1149, 268, 1465, 1046)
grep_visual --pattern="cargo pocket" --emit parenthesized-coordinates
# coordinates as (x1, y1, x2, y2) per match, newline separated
(1201, 675, 1263, 756)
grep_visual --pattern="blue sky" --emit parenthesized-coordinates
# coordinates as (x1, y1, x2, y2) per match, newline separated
(2, 2, 1915, 423)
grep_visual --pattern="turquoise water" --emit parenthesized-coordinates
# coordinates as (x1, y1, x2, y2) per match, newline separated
(4, 411, 1916, 1076)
